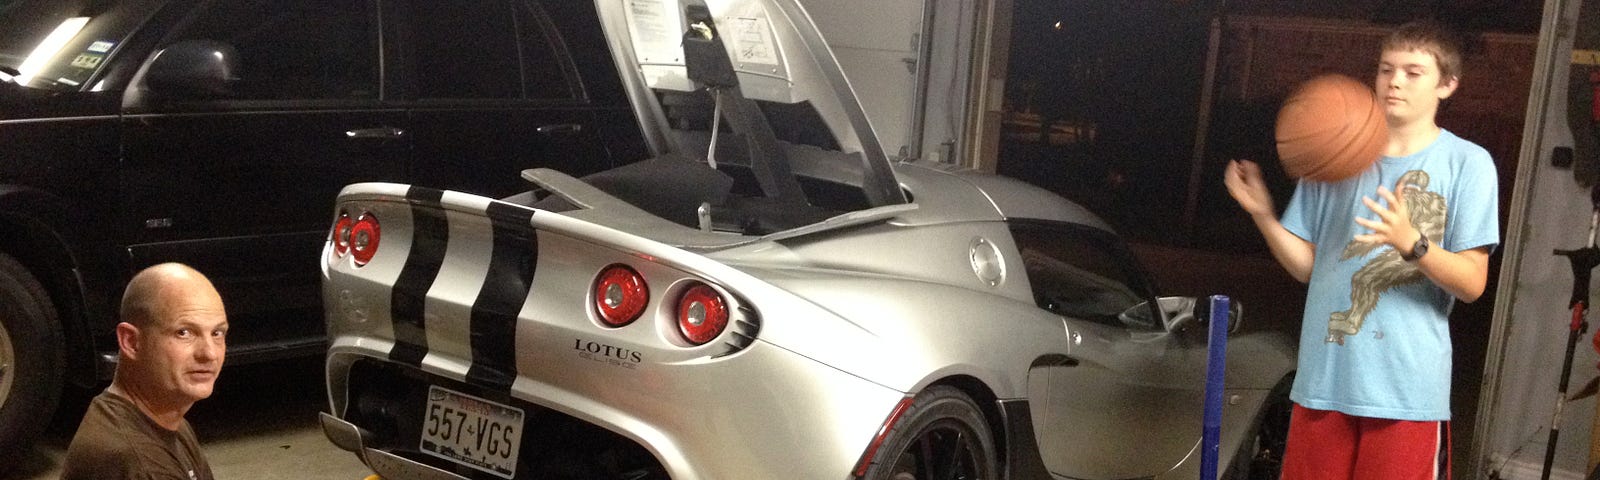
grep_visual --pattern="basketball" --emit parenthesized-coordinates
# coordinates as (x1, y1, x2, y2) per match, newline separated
(1274, 74, 1389, 182)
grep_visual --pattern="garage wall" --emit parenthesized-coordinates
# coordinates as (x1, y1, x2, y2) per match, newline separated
(803, 0, 924, 158)
(1479, 0, 1599, 477)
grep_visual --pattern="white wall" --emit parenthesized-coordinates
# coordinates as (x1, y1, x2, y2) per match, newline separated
(1484, 129, 1596, 479)
(1481, 0, 1599, 477)
(802, 0, 924, 158)
(914, 0, 980, 166)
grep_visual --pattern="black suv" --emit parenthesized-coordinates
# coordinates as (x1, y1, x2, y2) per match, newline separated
(0, 0, 647, 458)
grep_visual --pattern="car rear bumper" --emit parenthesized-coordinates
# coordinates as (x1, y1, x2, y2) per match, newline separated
(322, 412, 473, 480)
(324, 337, 905, 480)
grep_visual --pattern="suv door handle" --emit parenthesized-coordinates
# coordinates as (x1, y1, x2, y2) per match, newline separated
(536, 123, 583, 135)
(345, 127, 406, 139)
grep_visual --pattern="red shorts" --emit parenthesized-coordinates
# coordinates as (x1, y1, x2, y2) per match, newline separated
(1280, 404, 1450, 480)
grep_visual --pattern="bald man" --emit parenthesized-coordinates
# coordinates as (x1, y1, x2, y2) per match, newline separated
(62, 263, 227, 480)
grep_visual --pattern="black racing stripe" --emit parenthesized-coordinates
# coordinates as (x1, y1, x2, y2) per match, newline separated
(390, 187, 448, 366)
(465, 201, 537, 391)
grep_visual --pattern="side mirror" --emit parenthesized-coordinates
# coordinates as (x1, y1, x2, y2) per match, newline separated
(1188, 296, 1243, 334)
(1158, 297, 1199, 333)
(1121, 296, 1243, 334)
(1118, 296, 1190, 330)
(143, 40, 240, 98)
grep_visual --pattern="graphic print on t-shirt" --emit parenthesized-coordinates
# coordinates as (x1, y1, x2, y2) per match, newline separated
(1327, 170, 1448, 345)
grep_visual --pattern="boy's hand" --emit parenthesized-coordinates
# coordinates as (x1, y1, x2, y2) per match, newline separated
(1353, 180, 1422, 251)
(1224, 160, 1275, 218)
(1225, 159, 1314, 282)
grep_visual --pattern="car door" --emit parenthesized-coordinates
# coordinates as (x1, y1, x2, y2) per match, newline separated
(1014, 221, 1209, 479)
(118, 0, 406, 350)
(391, 0, 616, 199)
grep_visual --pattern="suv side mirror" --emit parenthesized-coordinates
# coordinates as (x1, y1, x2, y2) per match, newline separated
(144, 40, 240, 98)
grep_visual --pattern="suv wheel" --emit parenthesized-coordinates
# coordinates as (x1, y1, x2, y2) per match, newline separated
(0, 252, 63, 472)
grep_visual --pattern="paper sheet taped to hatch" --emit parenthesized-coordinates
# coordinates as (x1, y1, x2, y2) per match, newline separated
(728, 15, 779, 66)
(626, 0, 796, 102)
(627, 0, 684, 64)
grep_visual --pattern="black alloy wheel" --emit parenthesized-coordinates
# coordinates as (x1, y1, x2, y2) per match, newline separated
(864, 386, 997, 480)
(1230, 392, 1292, 480)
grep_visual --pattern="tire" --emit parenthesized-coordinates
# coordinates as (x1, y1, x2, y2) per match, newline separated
(1227, 390, 1292, 480)
(861, 386, 998, 480)
(0, 252, 64, 474)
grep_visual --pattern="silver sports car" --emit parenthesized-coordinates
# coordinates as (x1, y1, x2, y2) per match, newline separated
(317, 0, 1297, 479)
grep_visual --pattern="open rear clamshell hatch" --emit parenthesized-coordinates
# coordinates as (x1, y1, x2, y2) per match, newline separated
(523, 0, 910, 242)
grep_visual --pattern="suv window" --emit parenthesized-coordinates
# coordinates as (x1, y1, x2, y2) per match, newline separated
(1011, 221, 1154, 327)
(163, 0, 378, 100)
(398, 0, 573, 100)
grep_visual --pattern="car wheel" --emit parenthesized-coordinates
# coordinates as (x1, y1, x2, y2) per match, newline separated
(1228, 392, 1291, 480)
(863, 386, 997, 480)
(0, 252, 63, 473)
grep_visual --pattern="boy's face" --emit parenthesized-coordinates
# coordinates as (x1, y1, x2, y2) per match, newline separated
(1375, 48, 1458, 126)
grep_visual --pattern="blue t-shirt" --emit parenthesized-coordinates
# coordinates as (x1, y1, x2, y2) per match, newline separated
(1280, 129, 1499, 421)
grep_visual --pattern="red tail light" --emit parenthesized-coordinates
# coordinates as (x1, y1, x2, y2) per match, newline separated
(331, 213, 354, 258)
(594, 265, 648, 327)
(349, 214, 381, 266)
(677, 283, 728, 345)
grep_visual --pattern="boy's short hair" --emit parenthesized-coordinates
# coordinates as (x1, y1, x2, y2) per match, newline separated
(1381, 20, 1464, 84)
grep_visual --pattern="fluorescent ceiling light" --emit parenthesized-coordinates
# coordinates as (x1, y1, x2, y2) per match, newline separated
(16, 17, 91, 85)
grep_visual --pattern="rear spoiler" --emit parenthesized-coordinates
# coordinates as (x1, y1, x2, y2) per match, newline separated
(519, 168, 918, 249)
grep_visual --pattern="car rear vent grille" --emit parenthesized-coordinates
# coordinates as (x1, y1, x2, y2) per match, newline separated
(712, 306, 760, 358)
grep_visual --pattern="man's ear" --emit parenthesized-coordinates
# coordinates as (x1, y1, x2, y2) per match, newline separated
(116, 322, 141, 361)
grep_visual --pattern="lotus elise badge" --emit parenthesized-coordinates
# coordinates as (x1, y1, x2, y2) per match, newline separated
(574, 338, 643, 369)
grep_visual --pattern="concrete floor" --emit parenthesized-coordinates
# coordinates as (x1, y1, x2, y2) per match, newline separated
(6, 357, 374, 480)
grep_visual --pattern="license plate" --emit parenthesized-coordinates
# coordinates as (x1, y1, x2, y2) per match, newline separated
(420, 386, 524, 479)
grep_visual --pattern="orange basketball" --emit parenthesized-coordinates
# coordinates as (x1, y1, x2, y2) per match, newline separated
(1275, 74, 1389, 182)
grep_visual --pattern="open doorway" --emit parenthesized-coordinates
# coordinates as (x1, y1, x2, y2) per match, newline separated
(967, 0, 1540, 476)
(993, 0, 1214, 243)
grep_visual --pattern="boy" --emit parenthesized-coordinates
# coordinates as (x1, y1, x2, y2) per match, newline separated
(1222, 20, 1499, 479)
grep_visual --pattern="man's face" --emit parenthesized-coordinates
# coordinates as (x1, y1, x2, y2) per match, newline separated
(134, 282, 228, 404)
(1375, 48, 1458, 126)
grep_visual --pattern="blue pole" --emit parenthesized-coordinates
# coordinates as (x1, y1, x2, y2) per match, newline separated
(1200, 295, 1231, 480)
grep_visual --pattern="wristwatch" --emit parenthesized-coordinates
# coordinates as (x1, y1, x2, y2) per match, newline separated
(1401, 233, 1430, 262)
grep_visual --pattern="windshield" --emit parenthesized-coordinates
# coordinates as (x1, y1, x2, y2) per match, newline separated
(0, 0, 163, 90)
